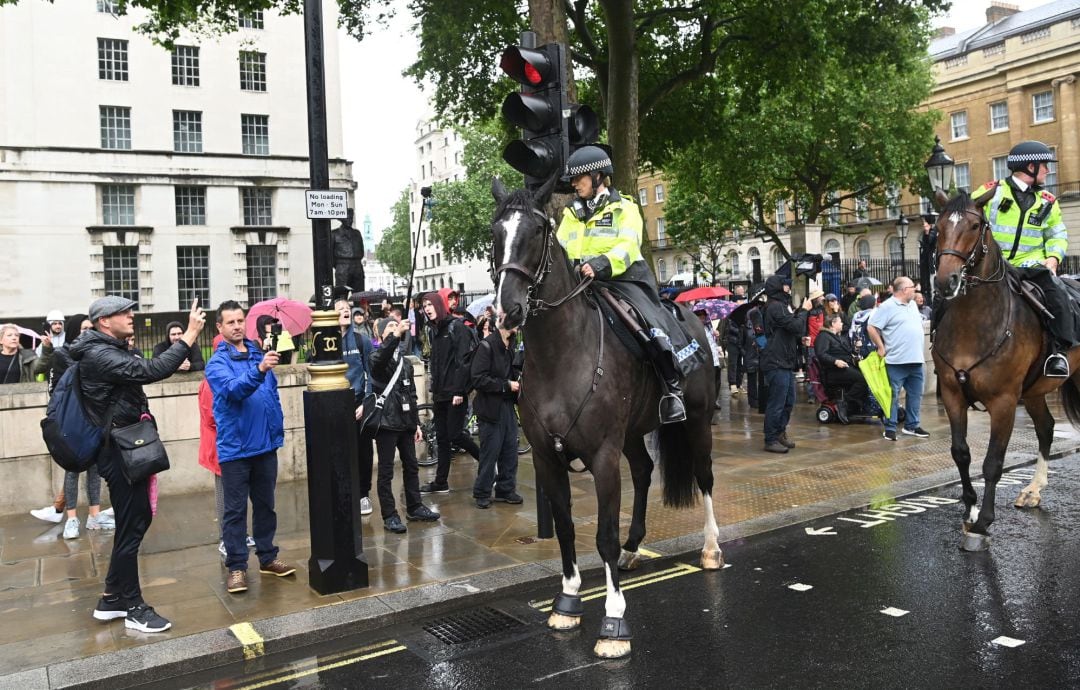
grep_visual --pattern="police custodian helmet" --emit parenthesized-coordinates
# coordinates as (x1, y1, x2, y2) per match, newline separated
(1007, 140, 1057, 173)
(563, 146, 614, 181)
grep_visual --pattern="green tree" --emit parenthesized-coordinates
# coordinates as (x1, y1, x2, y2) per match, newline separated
(375, 187, 412, 280)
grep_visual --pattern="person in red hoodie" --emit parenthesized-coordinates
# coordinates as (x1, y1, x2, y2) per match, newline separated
(420, 289, 480, 493)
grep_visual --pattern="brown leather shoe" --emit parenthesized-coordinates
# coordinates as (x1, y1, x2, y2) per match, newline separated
(227, 570, 248, 593)
(259, 559, 296, 577)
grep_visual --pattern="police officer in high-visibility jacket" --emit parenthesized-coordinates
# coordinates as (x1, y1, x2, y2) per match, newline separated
(971, 140, 1074, 377)
(556, 146, 686, 423)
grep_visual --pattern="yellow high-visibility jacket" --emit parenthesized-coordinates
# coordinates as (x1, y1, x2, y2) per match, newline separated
(556, 192, 644, 280)
(970, 179, 1066, 268)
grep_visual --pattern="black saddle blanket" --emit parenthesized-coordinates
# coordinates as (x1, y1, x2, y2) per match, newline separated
(594, 280, 709, 377)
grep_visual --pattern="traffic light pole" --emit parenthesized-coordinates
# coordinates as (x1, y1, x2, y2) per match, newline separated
(404, 186, 432, 313)
(302, 0, 367, 594)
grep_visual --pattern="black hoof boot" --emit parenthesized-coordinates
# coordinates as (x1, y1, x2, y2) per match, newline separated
(552, 592, 584, 617)
(594, 616, 632, 658)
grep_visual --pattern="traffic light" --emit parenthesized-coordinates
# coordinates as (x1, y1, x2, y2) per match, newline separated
(499, 36, 599, 191)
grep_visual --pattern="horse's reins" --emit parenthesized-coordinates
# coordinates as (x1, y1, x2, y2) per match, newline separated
(492, 203, 604, 455)
(933, 206, 1014, 407)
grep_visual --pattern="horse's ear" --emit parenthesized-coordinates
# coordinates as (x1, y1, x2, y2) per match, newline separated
(492, 177, 509, 204)
(974, 189, 992, 210)
(934, 189, 949, 208)
(535, 173, 559, 206)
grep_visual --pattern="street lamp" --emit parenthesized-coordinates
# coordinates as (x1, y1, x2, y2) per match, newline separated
(924, 135, 956, 197)
(896, 215, 909, 278)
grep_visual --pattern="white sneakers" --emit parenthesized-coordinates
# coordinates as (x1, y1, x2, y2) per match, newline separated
(86, 513, 115, 530)
(360, 497, 373, 516)
(30, 506, 64, 523)
(63, 517, 80, 540)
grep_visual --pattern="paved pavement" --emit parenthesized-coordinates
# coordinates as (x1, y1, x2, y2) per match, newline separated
(2, 387, 1078, 688)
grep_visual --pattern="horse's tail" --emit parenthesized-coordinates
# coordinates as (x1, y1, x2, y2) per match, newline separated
(658, 422, 698, 508)
(1060, 376, 1080, 430)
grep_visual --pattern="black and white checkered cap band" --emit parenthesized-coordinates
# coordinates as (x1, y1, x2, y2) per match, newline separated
(1008, 152, 1055, 162)
(566, 158, 612, 177)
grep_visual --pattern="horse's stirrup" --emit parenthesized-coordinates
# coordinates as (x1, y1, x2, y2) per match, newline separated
(1044, 352, 1070, 378)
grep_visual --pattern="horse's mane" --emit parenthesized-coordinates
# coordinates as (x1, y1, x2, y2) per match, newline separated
(493, 188, 540, 222)
(942, 191, 973, 216)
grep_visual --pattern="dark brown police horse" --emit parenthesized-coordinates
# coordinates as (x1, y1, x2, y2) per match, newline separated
(490, 177, 722, 658)
(932, 189, 1080, 551)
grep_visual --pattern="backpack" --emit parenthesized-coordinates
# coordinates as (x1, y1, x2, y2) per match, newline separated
(450, 317, 481, 372)
(40, 363, 114, 472)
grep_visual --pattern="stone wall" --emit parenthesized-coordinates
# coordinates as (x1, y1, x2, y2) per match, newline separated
(0, 360, 429, 517)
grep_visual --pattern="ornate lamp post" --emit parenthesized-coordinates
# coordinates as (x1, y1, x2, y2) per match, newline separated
(895, 215, 909, 279)
(924, 135, 956, 200)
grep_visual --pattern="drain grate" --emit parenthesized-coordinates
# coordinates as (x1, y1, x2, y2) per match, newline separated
(422, 607, 526, 646)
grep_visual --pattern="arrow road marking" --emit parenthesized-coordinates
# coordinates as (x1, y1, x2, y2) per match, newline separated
(805, 526, 836, 536)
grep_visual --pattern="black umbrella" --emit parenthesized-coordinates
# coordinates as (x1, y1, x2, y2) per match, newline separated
(725, 288, 767, 326)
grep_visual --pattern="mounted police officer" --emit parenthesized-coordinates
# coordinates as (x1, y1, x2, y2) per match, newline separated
(557, 145, 702, 424)
(970, 140, 1074, 377)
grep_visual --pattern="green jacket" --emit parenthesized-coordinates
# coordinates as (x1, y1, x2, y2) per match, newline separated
(556, 190, 644, 280)
(970, 178, 1066, 268)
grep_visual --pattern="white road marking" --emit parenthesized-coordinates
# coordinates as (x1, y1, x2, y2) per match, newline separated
(991, 636, 1026, 648)
(880, 607, 909, 617)
(805, 526, 836, 536)
(788, 583, 813, 592)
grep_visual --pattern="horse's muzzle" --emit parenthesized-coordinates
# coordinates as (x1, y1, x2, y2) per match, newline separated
(500, 303, 525, 330)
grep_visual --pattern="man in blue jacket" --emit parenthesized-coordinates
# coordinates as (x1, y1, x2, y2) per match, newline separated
(206, 300, 295, 595)
(337, 297, 375, 516)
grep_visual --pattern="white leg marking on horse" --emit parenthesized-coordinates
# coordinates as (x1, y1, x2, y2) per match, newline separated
(562, 563, 581, 596)
(968, 505, 980, 523)
(1017, 453, 1049, 507)
(494, 211, 522, 310)
(702, 494, 720, 553)
(604, 564, 626, 619)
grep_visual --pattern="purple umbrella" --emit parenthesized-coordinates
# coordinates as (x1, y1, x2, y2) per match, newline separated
(693, 299, 738, 322)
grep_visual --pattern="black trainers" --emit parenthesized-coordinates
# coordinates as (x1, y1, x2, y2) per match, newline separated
(407, 504, 441, 521)
(475, 497, 492, 509)
(383, 515, 407, 533)
(93, 593, 128, 622)
(901, 427, 930, 438)
(493, 492, 524, 504)
(125, 603, 172, 633)
(883, 430, 897, 441)
(419, 482, 450, 494)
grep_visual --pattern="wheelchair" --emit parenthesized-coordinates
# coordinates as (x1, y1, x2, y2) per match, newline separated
(807, 356, 904, 425)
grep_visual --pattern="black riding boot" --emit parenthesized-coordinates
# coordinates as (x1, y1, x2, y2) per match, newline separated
(646, 335, 687, 424)
(1045, 351, 1070, 377)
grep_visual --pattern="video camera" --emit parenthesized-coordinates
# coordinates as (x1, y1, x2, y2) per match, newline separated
(265, 322, 282, 352)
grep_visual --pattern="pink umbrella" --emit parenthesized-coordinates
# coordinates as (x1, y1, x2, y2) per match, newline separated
(245, 298, 313, 340)
(673, 286, 732, 303)
(15, 326, 44, 349)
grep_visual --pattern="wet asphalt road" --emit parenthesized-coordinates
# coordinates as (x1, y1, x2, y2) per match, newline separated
(172, 455, 1080, 689)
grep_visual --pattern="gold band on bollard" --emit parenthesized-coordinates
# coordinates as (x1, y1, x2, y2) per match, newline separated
(307, 363, 350, 391)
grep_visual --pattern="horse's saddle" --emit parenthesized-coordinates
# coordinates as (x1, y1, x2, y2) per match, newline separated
(1008, 270, 1080, 323)
(592, 281, 708, 377)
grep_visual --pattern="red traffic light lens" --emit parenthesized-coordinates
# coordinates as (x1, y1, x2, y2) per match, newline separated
(523, 63, 542, 85)
(500, 46, 551, 87)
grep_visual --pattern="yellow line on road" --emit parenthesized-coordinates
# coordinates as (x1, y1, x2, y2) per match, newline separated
(236, 643, 407, 690)
(638, 548, 663, 558)
(229, 622, 264, 661)
(534, 563, 702, 612)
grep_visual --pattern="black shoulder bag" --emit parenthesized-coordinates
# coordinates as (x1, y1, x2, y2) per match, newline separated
(358, 356, 406, 436)
(111, 407, 170, 484)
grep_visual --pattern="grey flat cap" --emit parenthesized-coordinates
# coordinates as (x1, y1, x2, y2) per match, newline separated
(89, 295, 137, 322)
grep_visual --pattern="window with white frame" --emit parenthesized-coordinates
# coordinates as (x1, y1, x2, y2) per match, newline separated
(102, 184, 135, 225)
(992, 155, 1009, 181)
(855, 196, 868, 221)
(920, 197, 932, 215)
(99, 106, 131, 150)
(1033, 91, 1054, 123)
(241, 188, 273, 226)
(241, 114, 269, 155)
(827, 192, 839, 224)
(174, 186, 206, 225)
(856, 239, 870, 263)
(729, 251, 740, 278)
(97, 38, 128, 81)
(657, 259, 667, 282)
(245, 246, 277, 303)
(678, 257, 690, 274)
(171, 46, 200, 86)
(638, 188, 647, 205)
(173, 110, 202, 153)
(1045, 147, 1058, 193)
(238, 10, 264, 29)
(886, 186, 901, 218)
(239, 51, 267, 92)
(96, 0, 117, 14)
(103, 246, 139, 308)
(824, 238, 841, 259)
(775, 200, 787, 230)
(989, 101, 1009, 131)
(950, 110, 968, 139)
(888, 237, 903, 265)
(955, 162, 971, 192)
(176, 246, 210, 308)
(772, 247, 784, 272)
(656, 218, 666, 246)
(654, 184, 665, 202)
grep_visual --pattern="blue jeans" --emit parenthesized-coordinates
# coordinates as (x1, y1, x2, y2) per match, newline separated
(884, 363, 924, 433)
(220, 451, 280, 571)
(763, 369, 796, 444)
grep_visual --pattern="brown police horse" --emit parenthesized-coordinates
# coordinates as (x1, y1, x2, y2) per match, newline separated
(490, 176, 722, 658)
(932, 189, 1080, 551)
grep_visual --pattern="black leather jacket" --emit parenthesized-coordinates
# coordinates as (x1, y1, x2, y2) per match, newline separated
(369, 335, 419, 432)
(70, 329, 190, 427)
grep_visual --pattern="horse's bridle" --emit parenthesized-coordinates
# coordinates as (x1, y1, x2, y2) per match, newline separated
(934, 207, 1005, 299)
(491, 204, 593, 315)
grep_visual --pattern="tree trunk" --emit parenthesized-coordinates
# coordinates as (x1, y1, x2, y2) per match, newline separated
(528, 0, 576, 101)
(599, 0, 639, 196)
